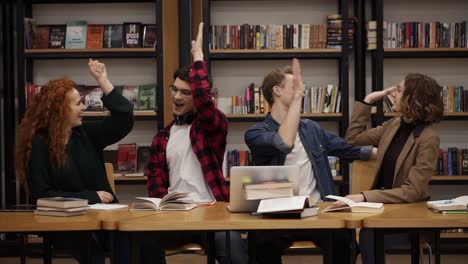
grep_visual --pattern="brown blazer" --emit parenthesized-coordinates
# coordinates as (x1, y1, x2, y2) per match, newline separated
(345, 102, 440, 203)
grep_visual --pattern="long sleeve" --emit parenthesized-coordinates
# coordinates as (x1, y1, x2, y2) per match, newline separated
(345, 101, 385, 147)
(28, 137, 101, 204)
(145, 132, 170, 198)
(322, 128, 373, 161)
(190, 61, 228, 137)
(362, 133, 440, 203)
(82, 88, 134, 150)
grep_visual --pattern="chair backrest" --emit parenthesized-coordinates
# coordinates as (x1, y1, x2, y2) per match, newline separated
(105, 163, 116, 193)
(351, 160, 377, 194)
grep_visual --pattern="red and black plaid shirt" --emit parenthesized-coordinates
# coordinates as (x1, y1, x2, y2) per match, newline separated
(145, 61, 229, 201)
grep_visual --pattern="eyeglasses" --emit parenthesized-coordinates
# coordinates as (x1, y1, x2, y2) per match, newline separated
(169, 85, 192, 96)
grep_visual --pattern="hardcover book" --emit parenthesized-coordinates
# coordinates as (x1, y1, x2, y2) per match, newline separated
(122, 85, 139, 109)
(48, 25, 67, 49)
(137, 83, 156, 110)
(36, 197, 88, 209)
(65, 21, 87, 49)
(86, 24, 104, 49)
(123, 22, 142, 48)
(103, 24, 123, 48)
(142, 24, 157, 48)
(33, 25, 50, 49)
(117, 143, 137, 172)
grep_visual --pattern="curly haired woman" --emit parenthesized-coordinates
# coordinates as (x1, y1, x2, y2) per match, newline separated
(344, 73, 444, 264)
(15, 59, 134, 264)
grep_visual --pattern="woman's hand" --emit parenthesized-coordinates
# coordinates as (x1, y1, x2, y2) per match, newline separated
(332, 194, 366, 206)
(191, 22, 204, 62)
(364, 85, 398, 104)
(88, 59, 108, 81)
(97, 191, 114, 204)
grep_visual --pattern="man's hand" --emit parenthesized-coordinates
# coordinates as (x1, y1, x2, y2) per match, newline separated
(364, 85, 398, 104)
(192, 22, 204, 62)
(292, 58, 305, 101)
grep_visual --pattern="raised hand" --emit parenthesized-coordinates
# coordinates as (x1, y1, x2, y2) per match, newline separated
(88, 58, 108, 81)
(292, 58, 305, 100)
(191, 22, 204, 62)
(364, 85, 398, 104)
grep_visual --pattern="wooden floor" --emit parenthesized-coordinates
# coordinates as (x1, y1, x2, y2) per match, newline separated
(1, 254, 468, 264)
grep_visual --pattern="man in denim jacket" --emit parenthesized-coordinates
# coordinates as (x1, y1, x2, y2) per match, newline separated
(244, 59, 374, 264)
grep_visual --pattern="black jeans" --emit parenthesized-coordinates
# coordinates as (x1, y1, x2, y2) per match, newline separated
(137, 231, 248, 264)
(49, 231, 131, 264)
(253, 229, 354, 264)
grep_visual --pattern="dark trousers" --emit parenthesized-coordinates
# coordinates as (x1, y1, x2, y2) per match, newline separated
(137, 231, 248, 264)
(253, 229, 354, 264)
(49, 231, 131, 264)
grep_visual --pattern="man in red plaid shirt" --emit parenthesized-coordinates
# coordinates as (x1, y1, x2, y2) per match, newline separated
(141, 23, 247, 264)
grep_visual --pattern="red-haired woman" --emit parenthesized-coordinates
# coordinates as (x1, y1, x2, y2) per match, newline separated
(15, 59, 133, 264)
(344, 73, 444, 264)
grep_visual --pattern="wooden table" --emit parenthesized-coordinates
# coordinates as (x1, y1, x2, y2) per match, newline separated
(118, 202, 366, 264)
(363, 202, 468, 264)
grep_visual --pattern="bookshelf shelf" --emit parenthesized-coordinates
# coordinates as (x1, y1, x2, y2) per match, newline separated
(82, 110, 157, 121)
(430, 176, 468, 184)
(226, 113, 342, 122)
(374, 112, 468, 121)
(384, 48, 468, 58)
(209, 49, 342, 60)
(114, 176, 147, 184)
(24, 48, 157, 59)
(441, 232, 468, 239)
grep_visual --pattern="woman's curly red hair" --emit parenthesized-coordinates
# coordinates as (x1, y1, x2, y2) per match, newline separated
(15, 77, 77, 192)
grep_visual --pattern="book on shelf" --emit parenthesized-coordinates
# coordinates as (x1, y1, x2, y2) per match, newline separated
(123, 22, 142, 48)
(103, 24, 123, 48)
(48, 25, 67, 49)
(256, 195, 318, 218)
(243, 181, 293, 200)
(122, 85, 139, 110)
(125, 145, 151, 177)
(36, 197, 88, 209)
(24, 18, 37, 49)
(117, 143, 137, 172)
(138, 83, 157, 110)
(131, 192, 197, 211)
(427, 195, 468, 212)
(84, 86, 104, 111)
(86, 24, 104, 49)
(65, 21, 87, 49)
(33, 25, 51, 49)
(142, 24, 157, 48)
(322, 195, 384, 213)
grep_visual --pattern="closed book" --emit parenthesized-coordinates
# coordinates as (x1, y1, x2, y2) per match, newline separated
(65, 21, 87, 49)
(88, 204, 128, 211)
(244, 181, 292, 190)
(123, 22, 142, 48)
(86, 24, 104, 49)
(103, 24, 123, 48)
(142, 24, 157, 48)
(244, 187, 293, 200)
(36, 206, 89, 212)
(34, 210, 87, 217)
(117, 143, 137, 172)
(137, 83, 156, 110)
(322, 195, 384, 213)
(36, 197, 88, 209)
(261, 207, 318, 219)
(48, 25, 67, 49)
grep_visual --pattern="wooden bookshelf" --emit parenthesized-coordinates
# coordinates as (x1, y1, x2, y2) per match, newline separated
(383, 48, 468, 58)
(25, 48, 156, 53)
(82, 110, 157, 120)
(431, 176, 468, 181)
(210, 48, 341, 53)
(441, 232, 468, 239)
(226, 113, 342, 122)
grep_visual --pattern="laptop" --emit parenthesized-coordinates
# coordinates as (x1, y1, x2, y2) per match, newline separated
(227, 165, 300, 213)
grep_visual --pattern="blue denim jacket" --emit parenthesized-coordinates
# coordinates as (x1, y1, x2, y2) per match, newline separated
(244, 113, 372, 199)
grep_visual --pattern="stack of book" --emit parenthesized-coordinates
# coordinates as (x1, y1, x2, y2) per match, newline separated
(34, 197, 88, 217)
(243, 181, 293, 200)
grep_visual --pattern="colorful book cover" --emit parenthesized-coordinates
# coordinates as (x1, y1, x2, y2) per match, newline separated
(138, 83, 156, 110)
(86, 24, 104, 49)
(48, 25, 67, 49)
(123, 22, 142, 48)
(142, 24, 157, 48)
(65, 21, 87, 49)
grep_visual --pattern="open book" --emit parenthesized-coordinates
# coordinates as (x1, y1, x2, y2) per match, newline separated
(256, 195, 318, 218)
(131, 192, 197, 211)
(322, 195, 384, 213)
(427, 195, 468, 213)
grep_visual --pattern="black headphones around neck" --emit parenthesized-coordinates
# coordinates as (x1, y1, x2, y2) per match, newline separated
(173, 112, 195, 125)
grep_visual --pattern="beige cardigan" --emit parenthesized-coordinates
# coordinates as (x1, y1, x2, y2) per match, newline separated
(345, 102, 440, 203)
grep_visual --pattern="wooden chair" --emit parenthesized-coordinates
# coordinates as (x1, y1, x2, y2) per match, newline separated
(104, 163, 116, 193)
(351, 160, 434, 264)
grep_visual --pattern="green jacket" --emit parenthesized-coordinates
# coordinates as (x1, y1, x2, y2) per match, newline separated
(28, 89, 134, 204)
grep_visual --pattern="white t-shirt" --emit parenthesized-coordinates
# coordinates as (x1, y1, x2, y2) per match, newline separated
(284, 133, 322, 202)
(166, 124, 216, 203)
